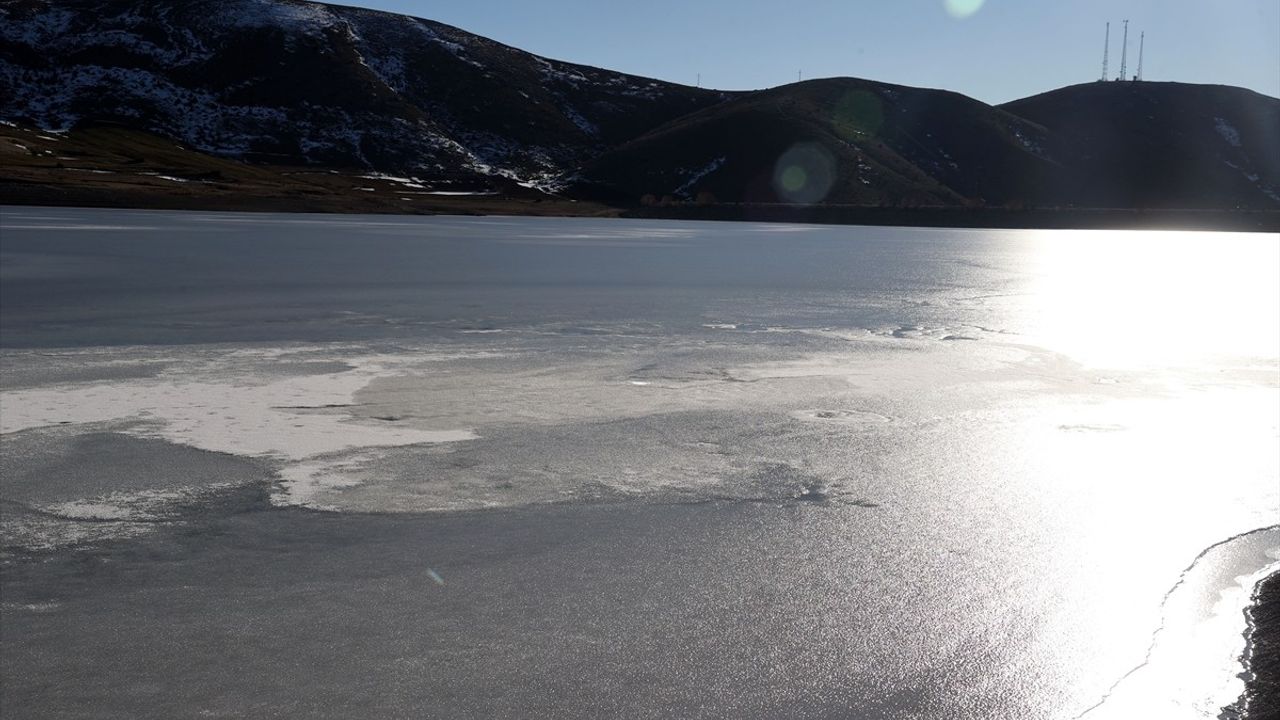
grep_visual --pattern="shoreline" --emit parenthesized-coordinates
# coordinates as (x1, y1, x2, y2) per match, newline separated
(1232, 569, 1280, 719)
(622, 203, 1280, 233)
(4, 191, 1278, 233)
(4, 119, 1276, 233)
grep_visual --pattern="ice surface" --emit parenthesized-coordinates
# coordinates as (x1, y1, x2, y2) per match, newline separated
(2, 211, 1278, 719)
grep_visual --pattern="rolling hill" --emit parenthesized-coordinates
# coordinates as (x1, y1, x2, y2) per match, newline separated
(1001, 81, 1280, 210)
(2, 0, 1278, 217)
(570, 77, 1065, 208)
(0, 0, 724, 191)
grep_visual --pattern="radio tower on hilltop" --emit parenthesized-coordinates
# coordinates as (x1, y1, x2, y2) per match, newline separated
(1118, 20, 1129, 81)
(1136, 32, 1145, 81)
(1100, 22, 1110, 81)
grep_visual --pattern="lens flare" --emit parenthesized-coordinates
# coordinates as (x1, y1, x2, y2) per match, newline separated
(772, 143, 836, 204)
(780, 166, 808, 193)
(944, 0, 985, 19)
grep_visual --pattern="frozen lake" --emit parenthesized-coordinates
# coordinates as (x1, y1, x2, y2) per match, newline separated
(2, 207, 1278, 719)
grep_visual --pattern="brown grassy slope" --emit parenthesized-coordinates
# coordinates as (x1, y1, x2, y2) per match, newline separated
(0, 123, 615, 216)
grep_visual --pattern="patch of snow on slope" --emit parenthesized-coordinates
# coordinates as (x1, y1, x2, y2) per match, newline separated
(536, 58, 589, 86)
(563, 106, 599, 136)
(515, 173, 569, 194)
(1214, 117, 1242, 148)
(0, 5, 75, 45)
(1011, 126, 1048, 158)
(360, 173, 426, 189)
(675, 157, 726, 197)
(1, 4, 210, 66)
(362, 52, 407, 92)
(222, 0, 336, 37)
(410, 20, 484, 68)
(1223, 159, 1280, 203)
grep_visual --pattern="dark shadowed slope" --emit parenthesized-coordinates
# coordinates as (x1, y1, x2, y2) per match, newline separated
(571, 77, 1066, 208)
(1001, 82, 1280, 210)
(575, 78, 1280, 211)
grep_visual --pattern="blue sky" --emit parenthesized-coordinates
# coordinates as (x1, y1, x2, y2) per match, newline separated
(338, 0, 1279, 104)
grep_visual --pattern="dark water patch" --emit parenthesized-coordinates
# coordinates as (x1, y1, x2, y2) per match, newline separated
(0, 429, 275, 554)
(0, 430, 273, 506)
(1, 481, 273, 559)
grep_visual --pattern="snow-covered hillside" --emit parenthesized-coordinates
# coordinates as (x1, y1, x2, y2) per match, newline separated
(0, 0, 723, 189)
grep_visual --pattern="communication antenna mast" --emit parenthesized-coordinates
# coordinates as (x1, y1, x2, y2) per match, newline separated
(1136, 32, 1144, 81)
(1100, 22, 1110, 82)
(1118, 19, 1129, 81)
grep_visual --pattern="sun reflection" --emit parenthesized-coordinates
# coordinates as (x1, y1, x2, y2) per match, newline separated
(1022, 230, 1280, 370)
(992, 229, 1280, 716)
(1017, 387, 1280, 718)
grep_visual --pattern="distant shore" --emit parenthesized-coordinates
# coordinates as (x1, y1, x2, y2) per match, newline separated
(4, 185, 1278, 233)
(4, 120, 1277, 233)
(623, 203, 1280, 233)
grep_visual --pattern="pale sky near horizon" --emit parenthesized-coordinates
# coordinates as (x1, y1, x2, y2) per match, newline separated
(335, 0, 1279, 104)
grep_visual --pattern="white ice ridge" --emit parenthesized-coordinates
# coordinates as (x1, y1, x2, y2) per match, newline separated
(0, 348, 476, 462)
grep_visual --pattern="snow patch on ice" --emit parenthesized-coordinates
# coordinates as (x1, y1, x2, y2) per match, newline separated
(0, 354, 476, 460)
(274, 451, 378, 509)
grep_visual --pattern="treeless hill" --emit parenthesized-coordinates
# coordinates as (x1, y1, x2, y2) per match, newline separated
(1001, 81, 1280, 209)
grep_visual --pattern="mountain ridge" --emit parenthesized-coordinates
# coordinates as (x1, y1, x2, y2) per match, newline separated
(2, 0, 1278, 215)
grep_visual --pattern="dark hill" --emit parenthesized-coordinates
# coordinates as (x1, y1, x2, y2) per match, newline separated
(572, 77, 1068, 208)
(1001, 82, 1280, 209)
(575, 79, 1280, 211)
